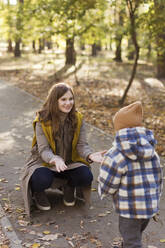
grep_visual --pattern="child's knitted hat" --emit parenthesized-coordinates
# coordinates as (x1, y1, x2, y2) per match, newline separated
(113, 101, 143, 131)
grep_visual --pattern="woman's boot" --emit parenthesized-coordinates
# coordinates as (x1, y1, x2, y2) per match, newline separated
(82, 185, 91, 206)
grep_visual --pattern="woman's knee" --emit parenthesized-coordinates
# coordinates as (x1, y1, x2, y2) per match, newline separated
(30, 167, 54, 192)
(83, 167, 93, 185)
(71, 166, 93, 186)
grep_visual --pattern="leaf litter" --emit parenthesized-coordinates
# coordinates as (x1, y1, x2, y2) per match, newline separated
(0, 56, 165, 159)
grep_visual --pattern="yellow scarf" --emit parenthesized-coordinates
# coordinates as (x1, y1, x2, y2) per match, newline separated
(32, 111, 89, 166)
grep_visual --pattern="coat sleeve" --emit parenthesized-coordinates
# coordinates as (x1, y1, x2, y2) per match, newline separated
(98, 151, 123, 199)
(76, 120, 94, 160)
(36, 122, 61, 163)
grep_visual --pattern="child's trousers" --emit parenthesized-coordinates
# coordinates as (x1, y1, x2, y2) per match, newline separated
(119, 216, 150, 248)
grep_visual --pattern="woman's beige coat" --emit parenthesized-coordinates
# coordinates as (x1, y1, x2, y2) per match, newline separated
(21, 120, 93, 217)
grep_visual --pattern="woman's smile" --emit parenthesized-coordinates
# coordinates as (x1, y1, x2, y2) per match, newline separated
(58, 90, 74, 113)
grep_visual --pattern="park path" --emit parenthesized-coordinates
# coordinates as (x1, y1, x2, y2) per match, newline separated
(0, 79, 165, 248)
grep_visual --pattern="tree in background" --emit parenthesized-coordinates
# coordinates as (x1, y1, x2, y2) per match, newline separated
(6, 0, 13, 52)
(82, 0, 109, 57)
(14, 0, 24, 57)
(0, 0, 15, 52)
(153, 0, 165, 78)
(53, 0, 98, 65)
(119, 0, 141, 105)
(0, 0, 165, 88)
(112, 0, 126, 62)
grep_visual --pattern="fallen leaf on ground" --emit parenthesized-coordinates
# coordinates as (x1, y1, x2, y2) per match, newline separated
(31, 243, 40, 248)
(5, 226, 13, 232)
(18, 228, 28, 233)
(3, 203, 12, 213)
(46, 221, 56, 225)
(2, 198, 9, 202)
(98, 213, 107, 217)
(29, 231, 36, 235)
(40, 233, 62, 241)
(14, 187, 20, 191)
(18, 220, 29, 226)
(68, 241, 75, 247)
(32, 224, 42, 228)
(80, 220, 84, 229)
(0, 178, 8, 183)
(89, 219, 97, 223)
(16, 208, 24, 213)
(43, 230, 51, 235)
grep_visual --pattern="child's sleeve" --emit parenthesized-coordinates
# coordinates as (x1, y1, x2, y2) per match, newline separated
(98, 152, 123, 199)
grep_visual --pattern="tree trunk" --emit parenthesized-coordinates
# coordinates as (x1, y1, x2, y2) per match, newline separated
(7, 39, 13, 52)
(147, 43, 151, 59)
(154, 0, 165, 78)
(47, 40, 52, 50)
(7, 1, 13, 53)
(114, 12, 123, 62)
(14, 0, 24, 57)
(38, 38, 44, 54)
(65, 38, 76, 65)
(127, 38, 135, 60)
(157, 51, 165, 78)
(96, 43, 101, 51)
(42, 38, 45, 50)
(113, 1, 124, 62)
(80, 40, 85, 50)
(14, 40, 21, 57)
(114, 38, 122, 62)
(32, 40, 36, 52)
(120, 47, 139, 105)
(119, 0, 140, 105)
(109, 36, 113, 51)
(91, 43, 97, 56)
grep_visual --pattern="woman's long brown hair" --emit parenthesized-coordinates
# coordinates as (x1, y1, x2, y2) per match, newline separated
(38, 83, 77, 138)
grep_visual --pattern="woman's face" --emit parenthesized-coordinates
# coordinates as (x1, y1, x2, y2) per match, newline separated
(58, 90, 74, 113)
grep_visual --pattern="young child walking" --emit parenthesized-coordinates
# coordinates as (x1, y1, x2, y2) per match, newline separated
(98, 101, 163, 248)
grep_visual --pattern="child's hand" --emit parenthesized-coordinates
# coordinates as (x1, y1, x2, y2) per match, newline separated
(89, 150, 107, 163)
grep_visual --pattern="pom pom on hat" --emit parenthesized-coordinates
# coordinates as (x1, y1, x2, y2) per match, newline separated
(113, 101, 143, 131)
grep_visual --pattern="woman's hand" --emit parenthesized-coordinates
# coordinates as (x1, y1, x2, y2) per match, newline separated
(49, 157, 67, 172)
(88, 150, 107, 164)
